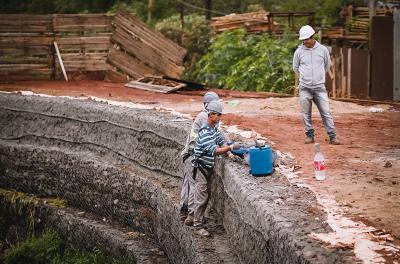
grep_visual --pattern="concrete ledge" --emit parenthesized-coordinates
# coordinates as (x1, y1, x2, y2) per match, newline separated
(0, 93, 355, 263)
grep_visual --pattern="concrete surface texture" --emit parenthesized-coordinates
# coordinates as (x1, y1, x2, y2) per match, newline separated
(0, 93, 363, 263)
(0, 189, 168, 263)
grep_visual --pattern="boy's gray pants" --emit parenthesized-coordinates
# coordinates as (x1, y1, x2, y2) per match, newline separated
(180, 156, 195, 214)
(193, 164, 213, 228)
(299, 86, 336, 139)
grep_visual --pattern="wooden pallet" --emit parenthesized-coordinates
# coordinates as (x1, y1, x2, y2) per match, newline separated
(109, 12, 186, 79)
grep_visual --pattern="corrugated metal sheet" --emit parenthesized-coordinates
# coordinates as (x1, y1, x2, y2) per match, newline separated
(370, 16, 393, 101)
(350, 48, 369, 98)
(394, 11, 400, 101)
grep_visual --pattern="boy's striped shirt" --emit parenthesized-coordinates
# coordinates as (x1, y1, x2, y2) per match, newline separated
(193, 124, 225, 169)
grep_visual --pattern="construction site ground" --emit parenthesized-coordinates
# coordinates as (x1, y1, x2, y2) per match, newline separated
(1, 80, 399, 251)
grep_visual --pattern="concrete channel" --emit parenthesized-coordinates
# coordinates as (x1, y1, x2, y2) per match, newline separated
(0, 93, 356, 263)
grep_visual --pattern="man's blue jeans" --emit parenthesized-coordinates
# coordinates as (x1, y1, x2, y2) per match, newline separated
(299, 86, 336, 139)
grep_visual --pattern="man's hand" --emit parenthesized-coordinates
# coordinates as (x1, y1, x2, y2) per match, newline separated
(294, 73, 299, 96)
(230, 142, 242, 151)
(294, 86, 299, 96)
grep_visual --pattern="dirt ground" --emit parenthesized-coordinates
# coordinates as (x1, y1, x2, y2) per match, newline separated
(1, 80, 399, 253)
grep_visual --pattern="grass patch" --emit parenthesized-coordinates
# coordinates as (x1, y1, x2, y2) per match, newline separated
(2, 229, 135, 264)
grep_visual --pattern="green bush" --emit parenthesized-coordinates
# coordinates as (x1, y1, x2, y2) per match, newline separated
(2, 229, 61, 264)
(193, 29, 299, 93)
(2, 229, 135, 264)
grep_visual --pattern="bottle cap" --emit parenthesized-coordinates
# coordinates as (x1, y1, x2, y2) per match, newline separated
(314, 143, 320, 152)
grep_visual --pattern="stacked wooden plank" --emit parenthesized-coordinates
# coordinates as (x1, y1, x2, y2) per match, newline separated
(353, 7, 387, 18)
(211, 10, 272, 33)
(53, 14, 113, 78)
(0, 14, 53, 80)
(0, 14, 114, 81)
(108, 12, 186, 79)
(347, 7, 387, 38)
(324, 6, 391, 44)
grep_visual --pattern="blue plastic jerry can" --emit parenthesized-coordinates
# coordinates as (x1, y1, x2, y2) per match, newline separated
(249, 145, 274, 176)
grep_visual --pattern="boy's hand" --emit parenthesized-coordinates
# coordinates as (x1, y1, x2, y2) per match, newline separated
(230, 142, 242, 151)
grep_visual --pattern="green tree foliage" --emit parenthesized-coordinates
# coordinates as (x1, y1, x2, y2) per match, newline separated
(0, 0, 360, 27)
(268, 0, 365, 26)
(156, 14, 210, 79)
(109, 0, 181, 23)
(0, 0, 116, 14)
(193, 29, 299, 93)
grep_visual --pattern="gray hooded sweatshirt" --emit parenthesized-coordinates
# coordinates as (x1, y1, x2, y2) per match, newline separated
(292, 41, 331, 89)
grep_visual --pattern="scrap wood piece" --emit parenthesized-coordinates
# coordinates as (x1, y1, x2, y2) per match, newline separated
(53, 41, 68, 81)
(125, 76, 187, 93)
(162, 76, 205, 90)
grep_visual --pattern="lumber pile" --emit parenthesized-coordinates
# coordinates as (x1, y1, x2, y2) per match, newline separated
(323, 6, 390, 43)
(211, 10, 274, 33)
(353, 6, 387, 17)
(0, 14, 54, 80)
(0, 14, 113, 81)
(108, 12, 186, 79)
(52, 14, 113, 78)
(125, 75, 186, 93)
(347, 7, 386, 38)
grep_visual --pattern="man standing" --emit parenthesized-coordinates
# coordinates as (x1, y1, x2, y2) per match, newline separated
(293, 25, 340, 145)
(190, 100, 239, 236)
(179, 92, 220, 222)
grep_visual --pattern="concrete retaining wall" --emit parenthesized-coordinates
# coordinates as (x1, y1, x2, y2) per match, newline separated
(0, 93, 355, 263)
(0, 189, 167, 263)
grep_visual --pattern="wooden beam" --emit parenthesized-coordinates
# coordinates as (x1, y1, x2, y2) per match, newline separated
(54, 41, 68, 81)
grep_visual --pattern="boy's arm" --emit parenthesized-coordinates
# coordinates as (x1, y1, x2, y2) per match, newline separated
(216, 145, 231, 154)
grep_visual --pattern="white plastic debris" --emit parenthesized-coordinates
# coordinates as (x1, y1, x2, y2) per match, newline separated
(368, 107, 384, 113)
(230, 100, 240, 108)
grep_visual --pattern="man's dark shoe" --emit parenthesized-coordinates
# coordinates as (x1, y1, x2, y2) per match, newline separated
(329, 137, 341, 145)
(305, 137, 314, 144)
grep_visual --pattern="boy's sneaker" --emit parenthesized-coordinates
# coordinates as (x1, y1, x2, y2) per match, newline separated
(329, 137, 341, 145)
(184, 214, 194, 226)
(305, 137, 314, 144)
(194, 228, 210, 237)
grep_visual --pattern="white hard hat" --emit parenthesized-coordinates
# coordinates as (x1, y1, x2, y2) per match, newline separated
(206, 100, 224, 114)
(203, 91, 219, 104)
(299, 25, 315, 40)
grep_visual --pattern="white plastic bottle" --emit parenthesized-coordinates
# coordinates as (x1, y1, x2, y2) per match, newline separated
(314, 143, 326, 180)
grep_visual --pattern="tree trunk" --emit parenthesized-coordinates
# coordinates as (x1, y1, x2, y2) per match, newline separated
(147, 0, 154, 23)
(180, 4, 184, 45)
(205, 0, 212, 21)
